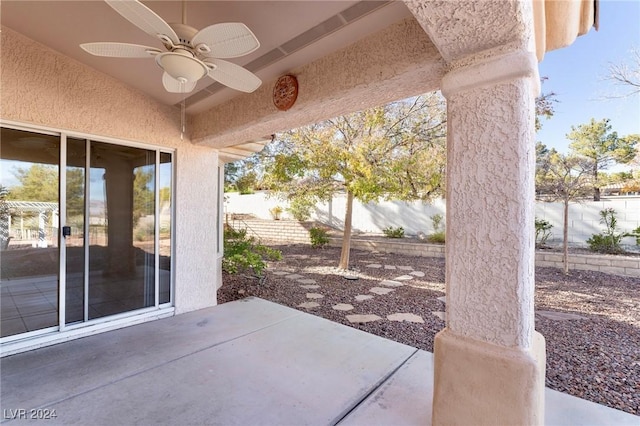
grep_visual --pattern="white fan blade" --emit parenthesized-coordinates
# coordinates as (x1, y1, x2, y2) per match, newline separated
(193, 23, 260, 59)
(105, 0, 179, 45)
(81, 42, 161, 58)
(205, 59, 262, 93)
(162, 72, 197, 93)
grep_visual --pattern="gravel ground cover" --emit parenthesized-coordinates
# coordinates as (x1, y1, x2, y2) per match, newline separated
(218, 243, 640, 416)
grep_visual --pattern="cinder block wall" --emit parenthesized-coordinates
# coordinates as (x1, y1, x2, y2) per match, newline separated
(229, 219, 640, 278)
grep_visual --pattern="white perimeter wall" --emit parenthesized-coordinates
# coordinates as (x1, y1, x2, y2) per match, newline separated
(225, 192, 640, 248)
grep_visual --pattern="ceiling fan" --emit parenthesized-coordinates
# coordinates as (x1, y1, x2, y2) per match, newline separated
(80, 0, 262, 94)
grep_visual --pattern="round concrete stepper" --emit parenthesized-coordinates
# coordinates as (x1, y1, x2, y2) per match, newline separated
(437, 296, 446, 303)
(432, 311, 445, 321)
(410, 271, 425, 277)
(370, 287, 394, 295)
(271, 271, 290, 276)
(394, 275, 414, 281)
(387, 313, 425, 323)
(298, 302, 320, 309)
(346, 314, 382, 323)
(355, 294, 374, 302)
(365, 264, 382, 269)
(397, 266, 413, 271)
(383, 265, 397, 270)
(299, 284, 320, 289)
(332, 303, 354, 311)
(380, 280, 404, 288)
(297, 278, 317, 284)
(306, 293, 324, 299)
(285, 274, 304, 280)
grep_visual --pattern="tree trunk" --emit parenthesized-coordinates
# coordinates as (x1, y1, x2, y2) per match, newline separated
(563, 198, 569, 275)
(593, 162, 600, 201)
(593, 186, 601, 202)
(338, 190, 354, 270)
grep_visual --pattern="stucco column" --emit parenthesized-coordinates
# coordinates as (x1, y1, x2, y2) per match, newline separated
(433, 50, 546, 425)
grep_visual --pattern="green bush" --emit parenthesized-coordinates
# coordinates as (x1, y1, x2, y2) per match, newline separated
(287, 198, 314, 221)
(383, 226, 404, 238)
(534, 218, 553, 248)
(309, 226, 329, 248)
(633, 226, 640, 246)
(427, 214, 445, 243)
(223, 227, 282, 277)
(586, 208, 628, 254)
(426, 232, 445, 244)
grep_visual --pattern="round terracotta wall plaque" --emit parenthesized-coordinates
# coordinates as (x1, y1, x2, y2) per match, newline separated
(273, 74, 298, 111)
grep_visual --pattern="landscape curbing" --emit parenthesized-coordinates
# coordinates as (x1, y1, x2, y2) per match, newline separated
(227, 218, 640, 278)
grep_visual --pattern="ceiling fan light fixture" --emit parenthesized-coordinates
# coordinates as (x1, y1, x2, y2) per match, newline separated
(155, 51, 208, 82)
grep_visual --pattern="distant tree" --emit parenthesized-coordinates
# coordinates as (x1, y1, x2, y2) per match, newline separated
(567, 118, 638, 201)
(536, 147, 592, 274)
(535, 77, 558, 131)
(263, 92, 447, 269)
(606, 46, 640, 98)
(133, 167, 154, 222)
(7, 164, 59, 202)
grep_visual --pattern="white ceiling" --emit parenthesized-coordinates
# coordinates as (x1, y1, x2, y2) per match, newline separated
(1, 1, 412, 114)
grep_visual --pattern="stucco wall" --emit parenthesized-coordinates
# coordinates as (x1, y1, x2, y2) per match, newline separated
(1, 27, 220, 314)
(226, 192, 640, 249)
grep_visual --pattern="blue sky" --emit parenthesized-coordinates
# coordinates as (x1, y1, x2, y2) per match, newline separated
(536, 0, 640, 163)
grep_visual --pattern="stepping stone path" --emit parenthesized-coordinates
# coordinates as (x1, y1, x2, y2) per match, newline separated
(271, 265, 433, 327)
(355, 295, 374, 301)
(394, 275, 414, 281)
(306, 293, 324, 299)
(332, 303, 354, 311)
(370, 287, 394, 295)
(380, 280, 404, 287)
(346, 314, 382, 323)
(285, 274, 304, 280)
(387, 313, 424, 323)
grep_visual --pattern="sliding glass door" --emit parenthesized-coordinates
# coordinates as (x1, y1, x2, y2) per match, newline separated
(1, 127, 173, 339)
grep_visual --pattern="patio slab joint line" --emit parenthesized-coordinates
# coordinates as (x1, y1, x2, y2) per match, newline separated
(18, 310, 305, 412)
(332, 347, 420, 425)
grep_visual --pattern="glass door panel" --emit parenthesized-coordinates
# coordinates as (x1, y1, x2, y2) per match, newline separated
(0, 128, 60, 337)
(88, 142, 156, 319)
(65, 138, 86, 324)
(159, 153, 172, 304)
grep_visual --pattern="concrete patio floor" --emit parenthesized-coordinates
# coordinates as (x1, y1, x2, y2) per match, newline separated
(1, 297, 638, 425)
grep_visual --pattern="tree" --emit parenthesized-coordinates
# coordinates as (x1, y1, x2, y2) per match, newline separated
(535, 77, 558, 131)
(606, 46, 640, 98)
(7, 164, 59, 202)
(263, 92, 447, 269)
(0, 185, 10, 249)
(567, 118, 638, 201)
(536, 146, 592, 274)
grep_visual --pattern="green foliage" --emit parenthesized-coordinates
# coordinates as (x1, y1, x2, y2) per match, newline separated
(535, 77, 557, 131)
(534, 218, 553, 248)
(309, 226, 329, 248)
(269, 205, 283, 220)
(0, 185, 10, 247)
(567, 118, 638, 200)
(235, 171, 258, 194)
(133, 167, 154, 223)
(425, 214, 445, 243)
(287, 198, 315, 221)
(632, 226, 640, 246)
(222, 227, 282, 277)
(586, 208, 628, 254)
(382, 226, 404, 238)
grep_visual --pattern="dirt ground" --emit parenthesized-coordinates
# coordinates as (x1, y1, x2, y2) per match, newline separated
(219, 243, 640, 416)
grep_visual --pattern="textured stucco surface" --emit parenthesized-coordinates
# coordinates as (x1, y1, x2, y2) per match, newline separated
(191, 17, 445, 148)
(432, 329, 546, 425)
(1, 26, 220, 314)
(404, 0, 533, 65)
(443, 52, 537, 350)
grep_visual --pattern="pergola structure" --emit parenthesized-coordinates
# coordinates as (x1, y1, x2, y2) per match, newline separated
(1, 1, 597, 423)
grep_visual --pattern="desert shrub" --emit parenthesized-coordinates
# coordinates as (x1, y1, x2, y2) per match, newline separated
(309, 226, 329, 248)
(223, 227, 282, 277)
(427, 214, 445, 243)
(535, 218, 553, 248)
(269, 205, 283, 220)
(633, 226, 640, 246)
(586, 208, 628, 254)
(287, 198, 314, 221)
(383, 226, 404, 238)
